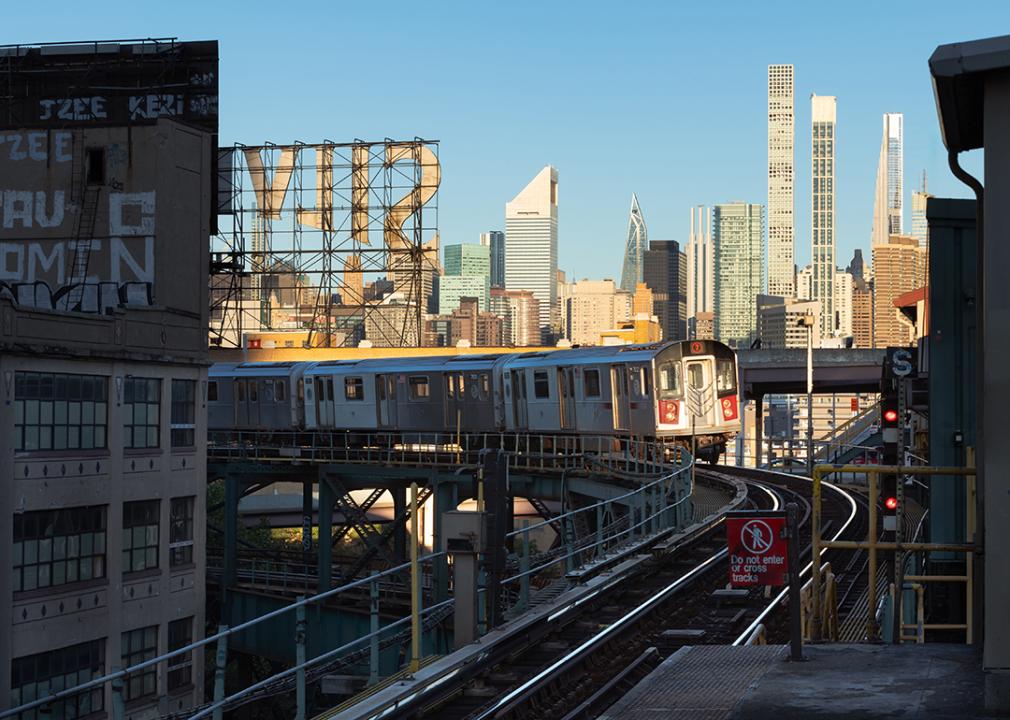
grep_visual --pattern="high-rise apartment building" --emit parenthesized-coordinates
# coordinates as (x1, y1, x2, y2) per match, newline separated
(713, 203, 765, 347)
(442, 243, 490, 312)
(490, 288, 541, 347)
(834, 270, 854, 339)
(479, 231, 506, 288)
(871, 113, 904, 247)
(796, 265, 813, 300)
(687, 205, 715, 337)
(757, 295, 821, 348)
(643, 240, 687, 341)
(505, 166, 559, 341)
(811, 95, 837, 339)
(620, 194, 648, 293)
(768, 64, 795, 298)
(873, 234, 927, 347)
(911, 173, 931, 250)
(564, 279, 632, 346)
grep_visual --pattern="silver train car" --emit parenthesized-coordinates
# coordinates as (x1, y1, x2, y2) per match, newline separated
(208, 340, 740, 459)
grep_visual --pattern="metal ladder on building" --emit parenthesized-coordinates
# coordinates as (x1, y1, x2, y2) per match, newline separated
(65, 137, 101, 310)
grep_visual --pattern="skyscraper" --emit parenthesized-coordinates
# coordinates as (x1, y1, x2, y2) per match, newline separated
(643, 240, 688, 341)
(620, 194, 648, 292)
(479, 231, 506, 287)
(505, 166, 559, 341)
(811, 94, 837, 339)
(911, 172, 931, 249)
(847, 248, 867, 282)
(686, 205, 715, 337)
(871, 113, 904, 247)
(873, 234, 927, 347)
(768, 64, 795, 298)
(713, 202, 765, 347)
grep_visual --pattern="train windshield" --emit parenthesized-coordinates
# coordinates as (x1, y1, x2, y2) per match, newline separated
(716, 359, 736, 392)
(657, 362, 682, 398)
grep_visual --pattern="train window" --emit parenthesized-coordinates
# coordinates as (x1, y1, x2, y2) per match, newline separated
(533, 371, 550, 399)
(687, 363, 705, 389)
(629, 366, 648, 397)
(326, 379, 334, 401)
(446, 375, 456, 398)
(717, 359, 736, 392)
(208, 382, 218, 402)
(658, 363, 681, 398)
(480, 373, 490, 400)
(345, 377, 364, 401)
(275, 381, 287, 401)
(469, 374, 480, 399)
(236, 381, 245, 402)
(297, 379, 304, 401)
(583, 369, 601, 397)
(249, 381, 258, 402)
(408, 376, 430, 400)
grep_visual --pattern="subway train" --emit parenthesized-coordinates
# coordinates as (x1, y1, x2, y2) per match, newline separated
(208, 339, 740, 460)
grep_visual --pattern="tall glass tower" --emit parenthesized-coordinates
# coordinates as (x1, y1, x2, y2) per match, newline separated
(713, 202, 765, 348)
(767, 64, 795, 298)
(811, 95, 837, 338)
(620, 194, 647, 293)
(871, 113, 904, 247)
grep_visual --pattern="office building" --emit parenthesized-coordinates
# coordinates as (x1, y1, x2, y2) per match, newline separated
(686, 205, 715, 337)
(713, 203, 765, 347)
(619, 194, 648, 293)
(911, 173, 931, 250)
(834, 270, 853, 339)
(871, 113, 904, 248)
(757, 296, 821, 348)
(768, 64, 796, 298)
(505, 166, 559, 341)
(811, 94, 837, 339)
(643, 240, 688, 341)
(442, 243, 490, 312)
(852, 278, 874, 348)
(0, 41, 216, 716)
(438, 275, 489, 315)
(796, 265, 813, 300)
(564, 279, 632, 346)
(479, 231, 506, 288)
(490, 288, 541, 347)
(872, 234, 927, 347)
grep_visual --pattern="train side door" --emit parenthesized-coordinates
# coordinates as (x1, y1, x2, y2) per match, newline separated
(376, 374, 398, 428)
(558, 367, 575, 431)
(236, 378, 260, 428)
(610, 365, 629, 431)
(511, 369, 528, 429)
(445, 372, 463, 432)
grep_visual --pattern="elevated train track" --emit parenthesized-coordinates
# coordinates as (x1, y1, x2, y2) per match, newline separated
(324, 465, 866, 720)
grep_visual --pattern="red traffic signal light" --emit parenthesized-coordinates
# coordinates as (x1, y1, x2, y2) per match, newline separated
(884, 496, 898, 511)
(883, 409, 899, 423)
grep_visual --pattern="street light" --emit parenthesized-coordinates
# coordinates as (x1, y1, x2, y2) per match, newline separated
(799, 313, 816, 476)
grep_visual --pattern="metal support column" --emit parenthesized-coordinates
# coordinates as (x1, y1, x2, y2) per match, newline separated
(295, 599, 307, 720)
(212, 625, 229, 720)
(393, 486, 407, 564)
(318, 477, 333, 593)
(755, 394, 764, 468)
(432, 478, 457, 604)
(223, 476, 239, 591)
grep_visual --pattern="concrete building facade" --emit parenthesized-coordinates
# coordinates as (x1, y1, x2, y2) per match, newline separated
(505, 166, 559, 341)
(0, 118, 212, 718)
(686, 205, 715, 338)
(768, 64, 796, 298)
(756, 295, 821, 349)
(490, 288, 540, 347)
(713, 202, 765, 348)
(564, 279, 632, 346)
(852, 278, 874, 348)
(872, 234, 927, 347)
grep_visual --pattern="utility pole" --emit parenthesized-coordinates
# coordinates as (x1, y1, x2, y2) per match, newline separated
(801, 313, 816, 476)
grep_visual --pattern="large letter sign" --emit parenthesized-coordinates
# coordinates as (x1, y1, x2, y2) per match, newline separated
(727, 512, 788, 587)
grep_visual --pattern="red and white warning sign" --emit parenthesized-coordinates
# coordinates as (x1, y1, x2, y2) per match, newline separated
(727, 514, 788, 587)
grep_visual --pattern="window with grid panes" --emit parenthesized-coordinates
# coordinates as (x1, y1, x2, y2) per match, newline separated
(13, 506, 107, 593)
(122, 500, 159, 574)
(169, 497, 194, 567)
(10, 639, 105, 719)
(124, 377, 161, 449)
(170, 380, 196, 447)
(14, 372, 108, 452)
(167, 618, 193, 691)
(121, 626, 158, 701)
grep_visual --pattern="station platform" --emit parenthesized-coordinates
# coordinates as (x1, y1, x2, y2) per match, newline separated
(600, 643, 987, 719)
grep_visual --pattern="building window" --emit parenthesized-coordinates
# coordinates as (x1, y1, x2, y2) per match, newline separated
(167, 618, 194, 691)
(345, 377, 364, 401)
(13, 506, 107, 593)
(124, 377, 161, 449)
(169, 497, 194, 567)
(533, 371, 550, 399)
(170, 380, 196, 448)
(14, 372, 108, 452)
(11, 639, 105, 718)
(408, 376, 430, 400)
(121, 626, 158, 702)
(122, 500, 159, 574)
(583, 369, 601, 398)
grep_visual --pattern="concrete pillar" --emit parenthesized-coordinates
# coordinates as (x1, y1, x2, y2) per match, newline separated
(433, 478, 458, 603)
(318, 476, 334, 593)
(755, 395, 764, 468)
(983, 70, 1010, 673)
(223, 474, 240, 590)
(392, 485, 407, 564)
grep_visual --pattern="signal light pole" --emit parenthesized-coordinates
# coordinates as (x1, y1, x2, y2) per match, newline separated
(800, 313, 816, 476)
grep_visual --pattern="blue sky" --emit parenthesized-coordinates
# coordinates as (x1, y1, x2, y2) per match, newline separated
(2, 1, 1000, 280)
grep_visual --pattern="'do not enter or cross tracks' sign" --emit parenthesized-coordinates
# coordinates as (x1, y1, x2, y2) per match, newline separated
(727, 511, 789, 587)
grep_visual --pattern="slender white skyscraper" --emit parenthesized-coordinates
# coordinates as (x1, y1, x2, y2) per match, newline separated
(811, 95, 836, 338)
(687, 206, 715, 327)
(767, 64, 795, 298)
(871, 113, 904, 247)
(505, 166, 559, 340)
(619, 194, 648, 292)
